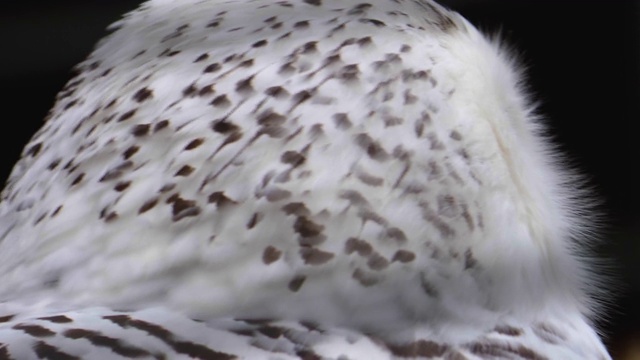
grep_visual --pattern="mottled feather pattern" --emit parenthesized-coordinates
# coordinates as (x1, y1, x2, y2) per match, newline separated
(0, 0, 610, 358)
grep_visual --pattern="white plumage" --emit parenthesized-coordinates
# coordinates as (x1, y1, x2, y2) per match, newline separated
(0, 0, 610, 358)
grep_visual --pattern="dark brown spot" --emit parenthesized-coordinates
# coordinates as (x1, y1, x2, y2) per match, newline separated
(235, 75, 254, 93)
(352, 268, 378, 287)
(288, 275, 306, 292)
(208, 192, 236, 207)
(99, 161, 133, 182)
(159, 184, 176, 193)
(34, 213, 47, 225)
(247, 212, 262, 229)
(281, 202, 311, 217)
(179, 341, 236, 359)
(414, 119, 425, 137)
(63, 328, 151, 357)
(386, 227, 407, 243)
(339, 189, 370, 207)
(34, 341, 80, 360)
(291, 90, 312, 106)
(388, 340, 448, 357)
(105, 98, 117, 108)
(309, 124, 324, 138)
(494, 325, 524, 337)
(114, 181, 131, 192)
(70, 173, 84, 186)
(361, 18, 385, 27)
(63, 99, 78, 110)
(27, 142, 43, 157)
(303, 0, 321, 5)
(203, 63, 221, 73)
(293, 217, 324, 237)
(212, 119, 239, 134)
(257, 325, 285, 339)
(184, 138, 204, 150)
(293, 20, 310, 29)
(63, 159, 74, 171)
(265, 86, 289, 98)
(278, 61, 296, 75)
(344, 237, 373, 256)
(199, 84, 215, 96)
(450, 130, 462, 141)
(194, 53, 209, 62)
(154, 119, 170, 131)
(138, 198, 159, 214)
(252, 39, 268, 47)
(118, 109, 137, 122)
(175, 165, 195, 177)
(367, 253, 389, 270)
(338, 64, 360, 81)
(392, 250, 416, 263)
(131, 124, 151, 137)
(348, 3, 372, 15)
(170, 197, 201, 221)
(239, 59, 254, 68)
(332, 113, 352, 130)
(133, 87, 153, 102)
(356, 170, 383, 187)
(354, 133, 389, 161)
(13, 323, 55, 337)
(0, 314, 16, 323)
(263, 246, 282, 264)
(404, 89, 418, 105)
(48, 158, 62, 170)
(123, 145, 139, 160)
(299, 41, 317, 54)
(51, 205, 63, 217)
(299, 248, 334, 265)
(104, 211, 118, 223)
(183, 83, 198, 97)
(223, 131, 243, 145)
(211, 94, 231, 108)
(281, 151, 305, 167)
(265, 188, 291, 202)
(323, 54, 341, 66)
(356, 36, 373, 48)
(37, 315, 72, 323)
(257, 110, 286, 127)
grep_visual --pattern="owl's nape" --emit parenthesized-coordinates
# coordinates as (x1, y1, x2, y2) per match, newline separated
(0, 0, 611, 359)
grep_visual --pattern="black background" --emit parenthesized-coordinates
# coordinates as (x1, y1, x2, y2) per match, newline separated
(0, 1, 638, 357)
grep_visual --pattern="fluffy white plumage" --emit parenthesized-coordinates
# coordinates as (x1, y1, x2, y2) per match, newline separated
(0, 0, 610, 358)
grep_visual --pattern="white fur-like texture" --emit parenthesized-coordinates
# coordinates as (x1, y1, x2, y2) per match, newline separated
(0, 0, 610, 358)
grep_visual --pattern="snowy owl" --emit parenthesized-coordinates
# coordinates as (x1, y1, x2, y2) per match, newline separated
(0, 0, 611, 358)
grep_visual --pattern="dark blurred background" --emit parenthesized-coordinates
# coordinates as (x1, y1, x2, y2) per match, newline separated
(0, 0, 638, 358)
